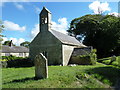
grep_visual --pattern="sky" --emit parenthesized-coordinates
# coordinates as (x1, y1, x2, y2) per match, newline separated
(1, 1, 119, 46)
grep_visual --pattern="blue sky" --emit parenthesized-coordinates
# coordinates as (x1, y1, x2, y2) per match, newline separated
(1, 1, 119, 45)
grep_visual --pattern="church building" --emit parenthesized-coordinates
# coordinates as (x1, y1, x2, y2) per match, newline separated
(29, 7, 86, 66)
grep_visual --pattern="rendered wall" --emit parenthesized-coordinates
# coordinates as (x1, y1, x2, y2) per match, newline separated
(1, 53, 29, 57)
(62, 45, 74, 66)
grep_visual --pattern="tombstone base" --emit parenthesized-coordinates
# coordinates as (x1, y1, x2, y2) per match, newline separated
(34, 76, 44, 80)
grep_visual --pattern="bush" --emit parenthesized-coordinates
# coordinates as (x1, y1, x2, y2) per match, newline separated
(1, 61, 8, 68)
(70, 49, 97, 65)
(118, 56, 120, 66)
(90, 49, 97, 65)
(2, 56, 24, 61)
(1, 56, 34, 68)
(0, 58, 8, 68)
(97, 56, 120, 67)
(79, 55, 91, 65)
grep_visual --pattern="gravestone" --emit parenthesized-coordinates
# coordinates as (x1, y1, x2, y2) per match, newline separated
(35, 53, 48, 79)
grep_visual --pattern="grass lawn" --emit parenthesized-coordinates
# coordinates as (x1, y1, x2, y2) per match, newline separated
(2, 62, 120, 88)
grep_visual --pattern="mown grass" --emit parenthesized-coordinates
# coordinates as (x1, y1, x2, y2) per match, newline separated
(2, 62, 120, 88)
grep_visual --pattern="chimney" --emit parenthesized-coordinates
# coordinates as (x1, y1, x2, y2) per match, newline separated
(9, 40, 13, 47)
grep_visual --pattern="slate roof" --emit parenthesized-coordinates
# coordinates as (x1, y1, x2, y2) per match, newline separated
(43, 7, 51, 13)
(40, 7, 51, 14)
(50, 30, 86, 47)
(1, 45, 29, 53)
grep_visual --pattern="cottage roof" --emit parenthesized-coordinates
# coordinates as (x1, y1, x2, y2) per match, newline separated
(1, 45, 29, 53)
(50, 30, 86, 47)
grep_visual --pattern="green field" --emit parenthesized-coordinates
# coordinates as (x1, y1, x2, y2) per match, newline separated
(2, 62, 120, 88)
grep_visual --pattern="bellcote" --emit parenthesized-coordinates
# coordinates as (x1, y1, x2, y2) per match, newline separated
(39, 7, 52, 32)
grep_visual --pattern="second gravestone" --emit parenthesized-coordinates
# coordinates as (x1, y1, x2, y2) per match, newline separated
(35, 53, 48, 79)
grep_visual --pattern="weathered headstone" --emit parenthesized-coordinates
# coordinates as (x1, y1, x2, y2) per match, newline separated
(35, 53, 48, 79)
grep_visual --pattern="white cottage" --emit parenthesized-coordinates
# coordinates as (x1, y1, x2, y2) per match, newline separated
(1, 41, 29, 57)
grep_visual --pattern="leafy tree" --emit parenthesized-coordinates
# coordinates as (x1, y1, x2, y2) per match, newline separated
(3, 40, 15, 46)
(20, 41, 30, 48)
(68, 14, 120, 58)
(0, 20, 4, 41)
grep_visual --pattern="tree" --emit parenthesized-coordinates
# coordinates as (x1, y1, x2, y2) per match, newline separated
(0, 20, 4, 41)
(20, 41, 30, 48)
(3, 40, 15, 46)
(68, 14, 120, 58)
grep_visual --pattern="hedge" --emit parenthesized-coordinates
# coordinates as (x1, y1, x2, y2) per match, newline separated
(1, 56, 34, 68)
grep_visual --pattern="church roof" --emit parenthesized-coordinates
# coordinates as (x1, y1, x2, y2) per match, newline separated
(50, 30, 86, 47)
(41, 7, 51, 14)
(1, 45, 29, 53)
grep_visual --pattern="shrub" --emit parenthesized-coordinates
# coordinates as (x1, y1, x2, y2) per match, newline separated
(109, 56, 116, 65)
(70, 49, 97, 65)
(1, 56, 34, 68)
(90, 49, 97, 65)
(97, 56, 120, 67)
(2, 56, 24, 61)
(1, 61, 7, 68)
(78, 55, 91, 65)
(0, 58, 8, 68)
(118, 56, 120, 66)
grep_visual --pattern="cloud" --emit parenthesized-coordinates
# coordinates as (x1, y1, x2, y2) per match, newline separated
(31, 24, 39, 38)
(1, 1, 25, 8)
(14, 3, 24, 10)
(108, 12, 119, 17)
(51, 18, 68, 34)
(35, 7, 41, 14)
(11, 38, 25, 45)
(3, 20, 26, 32)
(9, 37, 25, 45)
(30, 17, 68, 40)
(89, 1, 111, 14)
(2, 37, 8, 43)
(2, 37, 25, 46)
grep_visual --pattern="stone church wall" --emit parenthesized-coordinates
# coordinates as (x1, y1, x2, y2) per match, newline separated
(29, 31, 63, 65)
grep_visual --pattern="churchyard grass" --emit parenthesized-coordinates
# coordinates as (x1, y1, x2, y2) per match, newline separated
(2, 62, 120, 88)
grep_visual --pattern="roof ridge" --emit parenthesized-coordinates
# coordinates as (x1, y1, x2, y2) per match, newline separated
(2, 45, 29, 53)
(50, 29, 75, 38)
(49, 29, 86, 47)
